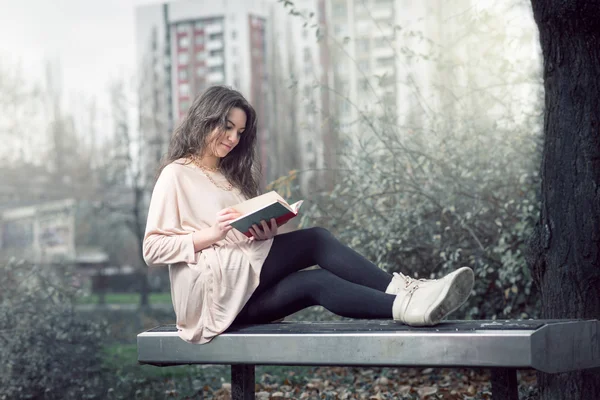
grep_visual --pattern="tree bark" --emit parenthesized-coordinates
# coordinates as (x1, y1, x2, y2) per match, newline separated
(528, 1, 600, 399)
(134, 186, 150, 309)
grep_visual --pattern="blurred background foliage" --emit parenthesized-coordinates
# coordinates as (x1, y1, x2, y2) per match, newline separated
(273, 0, 543, 320)
(0, 259, 107, 399)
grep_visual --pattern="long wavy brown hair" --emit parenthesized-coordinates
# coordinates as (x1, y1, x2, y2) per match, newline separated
(156, 85, 261, 199)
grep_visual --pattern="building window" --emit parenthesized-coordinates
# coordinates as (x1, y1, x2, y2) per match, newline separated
(178, 36, 189, 48)
(179, 83, 190, 97)
(359, 78, 369, 92)
(2, 220, 34, 248)
(384, 92, 396, 105)
(178, 53, 189, 65)
(305, 103, 312, 115)
(304, 64, 313, 76)
(195, 34, 205, 46)
(378, 56, 395, 67)
(210, 49, 224, 58)
(176, 24, 188, 33)
(196, 52, 206, 62)
(303, 47, 311, 62)
(374, 37, 390, 48)
(333, 3, 346, 18)
(303, 85, 311, 98)
(180, 100, 190, 112)
(194, 21, 204, 29)
(358, 60, 369, 72)
(209, 32, 223, 41)
(251, 16, 262, 28)
(336, 60, 348, 75)
(380, 72, 396, 86)
(231, 30, 237, 39)
(341, 100, 351, 115)
(209, 65, 223, 73)
(339, 80, 350, 94)
(197, 66, 207, 76)
(178, 69, 188, 81)
(151, 28, 158, 51)
(356, 39, 369, 53)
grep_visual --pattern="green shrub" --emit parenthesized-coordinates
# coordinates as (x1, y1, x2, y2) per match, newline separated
(0, 259, 108, 399)
(273, 0, 543, 321)
(293, 111, 542, 320)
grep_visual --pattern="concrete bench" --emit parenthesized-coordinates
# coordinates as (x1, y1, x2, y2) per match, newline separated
(137, 319, 600, 399)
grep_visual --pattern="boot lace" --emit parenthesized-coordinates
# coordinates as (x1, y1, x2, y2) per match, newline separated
(393, 272, 437, 295)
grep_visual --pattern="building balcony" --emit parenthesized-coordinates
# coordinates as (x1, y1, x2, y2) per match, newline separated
(205, 23, 224, 35)
(371, 7, 393, 21)
(355, 20, 371, 36)
(373, 45, 395, 59)
(206, 40, 224, 51)
(373, 64, 396, 79)
(207, 71, 225, 84)
(373, 26, 394, 37)
(206, 55, 224, 67)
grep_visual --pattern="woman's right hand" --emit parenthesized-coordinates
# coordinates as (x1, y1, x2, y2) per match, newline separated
(210, 208, 242, 241)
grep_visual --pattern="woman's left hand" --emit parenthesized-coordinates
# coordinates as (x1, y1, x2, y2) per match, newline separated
(249, 218, 277, 240)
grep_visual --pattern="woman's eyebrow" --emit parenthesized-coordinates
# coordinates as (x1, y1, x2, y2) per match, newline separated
(227, 119, 245, 129)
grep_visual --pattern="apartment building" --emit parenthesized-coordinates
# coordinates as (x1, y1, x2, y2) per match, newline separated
(267, 0, 335, 192)
(135, 0, 271, 185)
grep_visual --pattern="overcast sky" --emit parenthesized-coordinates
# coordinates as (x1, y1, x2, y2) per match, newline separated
(0, 0, 159, 104)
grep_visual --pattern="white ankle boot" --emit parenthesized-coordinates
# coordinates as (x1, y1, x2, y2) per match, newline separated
(385, 272, 437, 295)
(391, 267, 474, 326)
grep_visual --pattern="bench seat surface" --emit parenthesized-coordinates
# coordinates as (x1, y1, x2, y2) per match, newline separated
(146, 320, 549, 334)
(138, 319, 600, 374)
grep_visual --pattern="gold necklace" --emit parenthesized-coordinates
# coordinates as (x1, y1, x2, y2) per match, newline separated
(200, 169, 234, 191)
(190, 154, 219, 172)
(190, 155, 233, 191)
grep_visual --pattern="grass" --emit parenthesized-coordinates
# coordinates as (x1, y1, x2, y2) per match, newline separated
(103, 343, 214, 379)
(103, 342, 317, 386)
(76, 292, 172, 305)
(94, 307, 351, 398)
(100, 343, 229, 398)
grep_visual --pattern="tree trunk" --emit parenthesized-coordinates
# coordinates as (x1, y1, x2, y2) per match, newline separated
(528, 1, 600, 399)
(138, 268, 150, 309)
(134, 186, 150, 309)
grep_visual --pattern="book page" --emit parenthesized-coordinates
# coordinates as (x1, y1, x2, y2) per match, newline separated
(290, 200, 304, 213)
(232, 191, 289, 215)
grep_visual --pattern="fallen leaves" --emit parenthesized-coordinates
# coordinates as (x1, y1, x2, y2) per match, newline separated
(198, 367, 538, 399)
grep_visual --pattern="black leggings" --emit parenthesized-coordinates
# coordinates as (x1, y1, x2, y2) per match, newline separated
(234, 227, 396, 324)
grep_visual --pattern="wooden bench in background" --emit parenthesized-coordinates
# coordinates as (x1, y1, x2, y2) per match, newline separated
(138, 319, 600, 400)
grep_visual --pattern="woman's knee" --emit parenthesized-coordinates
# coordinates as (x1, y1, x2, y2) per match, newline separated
(306, 226, 334, 244)
(301, 269, 337, 295)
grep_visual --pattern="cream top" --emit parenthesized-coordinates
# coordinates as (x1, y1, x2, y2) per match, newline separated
(142, 158, 273, 343)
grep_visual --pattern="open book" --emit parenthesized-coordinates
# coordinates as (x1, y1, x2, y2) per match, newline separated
(229, 191, 304, 237)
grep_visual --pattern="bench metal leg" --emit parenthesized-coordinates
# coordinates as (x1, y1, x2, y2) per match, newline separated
(490, 368, 519, 400)
(231, 364, 255, 400)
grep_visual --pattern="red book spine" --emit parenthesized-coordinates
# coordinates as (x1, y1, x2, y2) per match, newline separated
(242, 211, 297, 237)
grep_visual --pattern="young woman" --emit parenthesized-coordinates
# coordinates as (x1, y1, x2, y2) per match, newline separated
(143, 85, 474, 344)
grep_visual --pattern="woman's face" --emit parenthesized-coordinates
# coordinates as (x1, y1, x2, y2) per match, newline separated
(207, 107, 247, 158)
